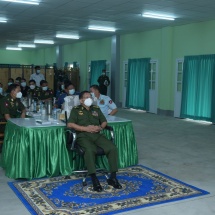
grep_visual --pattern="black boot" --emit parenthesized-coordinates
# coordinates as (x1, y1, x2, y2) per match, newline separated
(107, 172, 122, 189)
(91, 174, 103, 192)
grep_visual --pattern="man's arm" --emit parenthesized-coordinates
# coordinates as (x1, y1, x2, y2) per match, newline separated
(20, 109, 26, 118)
(109, 108, 118, 116)
(67, 122, 106, 133)
(4, 114, 10, 121)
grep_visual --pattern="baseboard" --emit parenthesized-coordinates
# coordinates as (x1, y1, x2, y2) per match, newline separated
(157, 108, 174, 117)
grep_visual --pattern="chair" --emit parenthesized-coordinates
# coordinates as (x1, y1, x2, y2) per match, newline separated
(0, 121, 7, 153)
(65, 125, 115, 186)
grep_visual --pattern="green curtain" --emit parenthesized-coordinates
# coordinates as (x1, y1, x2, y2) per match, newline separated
(180, 54, 215, 122)
(90, 60, 106, 86)
(126, 58, 150, 110)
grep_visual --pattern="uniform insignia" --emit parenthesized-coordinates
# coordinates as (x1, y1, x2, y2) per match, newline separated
(92, 105, 99, 108)
(109, 100, 113, 104)
(10, 102, 14, 107)
(5, 102, 8, 107)
(92, 111, 98, 116)
(100, 99, 105, 105)
(78, 111, 83, 115)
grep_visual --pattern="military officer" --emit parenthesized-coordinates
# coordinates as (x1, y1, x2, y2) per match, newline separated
(67, 91, 122, 192)
(97, 69, 110, 95)
(39, 80, 54, 102)
(27, 79, 41, 100)
(90, 84, 118, 117)
(0, 84, 26, 120)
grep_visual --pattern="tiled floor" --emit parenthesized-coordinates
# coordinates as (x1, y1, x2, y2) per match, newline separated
(1, 108, 215, 215)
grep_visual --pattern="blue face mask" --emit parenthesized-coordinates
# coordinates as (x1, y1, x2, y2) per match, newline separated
(42, 86, 48, 91)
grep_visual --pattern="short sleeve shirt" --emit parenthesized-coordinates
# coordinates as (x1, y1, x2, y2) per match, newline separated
(39, 88, 54, 101)
(68, 105, 107, 127)
(93, 94, 117, 116)
(0, 95, 25, 118)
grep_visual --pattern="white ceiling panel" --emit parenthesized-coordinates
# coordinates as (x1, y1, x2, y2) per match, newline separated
(1, 0, 215, 49)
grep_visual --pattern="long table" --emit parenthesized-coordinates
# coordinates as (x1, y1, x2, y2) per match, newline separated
(1, 116, 138, 179)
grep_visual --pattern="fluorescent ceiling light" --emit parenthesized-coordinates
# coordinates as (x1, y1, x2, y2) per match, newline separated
(2, 0, 39, 5)
(34, 39, 54, 44)
(0, 20, 7, 23)
(56, 34, 79, 39)
(142, 13, 175, 21)
(88, 26, 116, 32)
(6, 47, 22, 50)
(18, 43, 36, 48)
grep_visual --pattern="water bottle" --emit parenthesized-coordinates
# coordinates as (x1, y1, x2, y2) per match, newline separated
(52, 107, 57, 120)
(33, 100, 37, 112)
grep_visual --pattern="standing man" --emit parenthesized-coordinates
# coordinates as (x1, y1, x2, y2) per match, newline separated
(0, 84, 26, 120)
(67, 91, 122, 192)
(90, 85, 118, 117)
(30, 66, 45, 87)
(97, 69, 110, 95)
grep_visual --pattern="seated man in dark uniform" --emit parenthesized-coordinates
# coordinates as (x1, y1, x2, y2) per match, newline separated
(38, 80, 54, 102)
(0, 84, 26, 120)
(67, 91, 122, 192)
(27, 79, 41, 100)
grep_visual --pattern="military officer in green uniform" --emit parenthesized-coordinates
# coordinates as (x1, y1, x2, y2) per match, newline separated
(27, 79, 41, 100)
(38, 80, 54, 102)
(97, 69, 110, 95)
(0, 84, 26, 120)
(67, 90, 122, 192)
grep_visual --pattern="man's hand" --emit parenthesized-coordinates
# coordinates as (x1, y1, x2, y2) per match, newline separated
(86, 125, 102, 133)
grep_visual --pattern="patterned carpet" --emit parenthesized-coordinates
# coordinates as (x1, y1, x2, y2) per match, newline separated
(8, 165, 209, 215)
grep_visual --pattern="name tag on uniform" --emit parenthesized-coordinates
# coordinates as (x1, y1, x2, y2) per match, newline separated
(92, 111, 98, 116)
(78, 111, 83, 115)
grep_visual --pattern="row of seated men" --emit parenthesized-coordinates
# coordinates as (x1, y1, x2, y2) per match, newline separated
(0, 79, 118, 121)
(0, 83, 121, 192)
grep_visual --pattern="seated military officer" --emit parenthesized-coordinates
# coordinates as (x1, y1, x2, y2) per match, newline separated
(0, 82, 4, 98)
(90, 84, 118, 117)
(0, 84, 26, 120)
(20, 78, 30, 97)
(55, 81, 80, 108)
(27, 79, 41, 100)
(39, 80, 54, 102)
(67, 91, 122, 192)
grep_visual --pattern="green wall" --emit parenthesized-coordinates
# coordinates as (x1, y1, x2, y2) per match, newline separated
(2, 19, 215, 112)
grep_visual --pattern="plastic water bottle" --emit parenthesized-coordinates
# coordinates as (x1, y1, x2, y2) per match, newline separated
(33, 100, 37, 112)
(52, 108, 57, 120)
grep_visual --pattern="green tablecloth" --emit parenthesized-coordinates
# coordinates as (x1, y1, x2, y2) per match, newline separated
(1, 120, 138, 179)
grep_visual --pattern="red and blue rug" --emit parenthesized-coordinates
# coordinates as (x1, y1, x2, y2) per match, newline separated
(8, 165, 209, 215)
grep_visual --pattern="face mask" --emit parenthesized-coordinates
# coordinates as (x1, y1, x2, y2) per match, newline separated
(84, 98, 93, 107)
(69, 89, 75, 95)
(36, 70, 40, 74)
(91, 92, 95, 98)
(102, 72, 105, 75)
(42, 86, 48, 91)
(21, 82, 26, 87)
(30, 85, 35, 90)
(61, 85, 65, 90)
(16, 92, 22, 98)
(0, 87, 2, 94)
(8, 82, 12, 86)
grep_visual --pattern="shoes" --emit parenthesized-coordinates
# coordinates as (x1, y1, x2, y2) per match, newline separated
(107, 177, 122, 189)
(92, 176, 103, 192)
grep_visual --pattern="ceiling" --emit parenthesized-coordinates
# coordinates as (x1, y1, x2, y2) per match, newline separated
(1, 0, 215, 50)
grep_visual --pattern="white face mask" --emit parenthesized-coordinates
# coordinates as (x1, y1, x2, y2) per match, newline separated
(102, 72, 105, 75)
(30, 85, 35, 90)
(21, 82, 26, 87)
(69, 89, 75, 95)
(42, 86, 48, 91)
(91, 92, 95, 98)
(36, 70, 40, 74)
(8, 82, 12, 86)
(0, 87, 2, 94)
(84, 98, 93, 107)
(61, 85, 65, 90)
(16, 92, 22, 98)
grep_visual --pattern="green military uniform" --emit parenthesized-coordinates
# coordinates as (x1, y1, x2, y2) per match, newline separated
(27, 86, 41, 100)
(97, 75, 110, 95)
(68, 105, 118, 175)
(39, 88, 54, 101)
(0, 94, 4, 100)
(0, 95, 25, 119)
